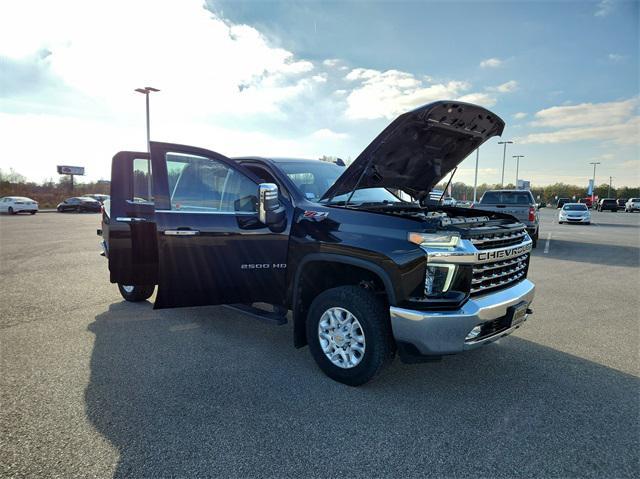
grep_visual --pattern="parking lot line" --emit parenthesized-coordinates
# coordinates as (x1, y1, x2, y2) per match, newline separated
(544, 232, 552, 253)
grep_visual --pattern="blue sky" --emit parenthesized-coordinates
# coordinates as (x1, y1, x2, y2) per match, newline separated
(0, 0, 638, 186)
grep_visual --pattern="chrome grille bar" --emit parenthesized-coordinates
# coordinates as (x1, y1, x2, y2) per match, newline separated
(472, 261, 528, 284)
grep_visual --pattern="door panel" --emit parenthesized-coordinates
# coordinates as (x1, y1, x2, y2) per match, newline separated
(149, 142, 291, 309)
(108, 152, 158, 286)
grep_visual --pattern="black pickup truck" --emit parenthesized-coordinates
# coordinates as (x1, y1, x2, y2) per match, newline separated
(100, 101, 535, 385)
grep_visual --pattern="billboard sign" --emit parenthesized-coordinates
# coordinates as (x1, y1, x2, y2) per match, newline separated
(517, 179, 530, 190)
(57, 165, 85, 175)
(587, 179, 594, 195)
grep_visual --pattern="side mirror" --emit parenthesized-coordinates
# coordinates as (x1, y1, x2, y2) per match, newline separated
(258, 183, 285, 227)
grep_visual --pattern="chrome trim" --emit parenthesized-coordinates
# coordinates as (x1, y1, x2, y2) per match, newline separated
(116, 216, 147, 223)
(155, 209, 256, 216)
(258, 182, 279, 224)
(424, 237, 532, 265)
(472, 262, 527, 285)
(470, 271, 526, 295)
(470, 231, 526, 246)
(389, 279, 535, 356)
(164, 230, 200, 236)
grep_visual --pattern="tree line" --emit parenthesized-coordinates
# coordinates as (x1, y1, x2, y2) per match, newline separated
(434, 181, 639, 204)
(1, 167, 638, 209)
(0, 169, 109, 208)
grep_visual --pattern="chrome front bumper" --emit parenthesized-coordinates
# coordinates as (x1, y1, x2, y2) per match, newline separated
(390, 279, 535, 356)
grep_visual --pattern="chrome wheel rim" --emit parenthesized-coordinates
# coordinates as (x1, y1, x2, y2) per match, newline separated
(318, 307, 366, 369)
(122, 285, 134, 293)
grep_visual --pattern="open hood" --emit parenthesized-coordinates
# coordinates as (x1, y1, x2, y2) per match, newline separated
(321, 101, 505, 202)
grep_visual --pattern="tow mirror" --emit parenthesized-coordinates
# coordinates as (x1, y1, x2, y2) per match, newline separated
(258, 183, 285, 228)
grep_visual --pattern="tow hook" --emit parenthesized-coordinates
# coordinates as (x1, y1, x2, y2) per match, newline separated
(526, 308, 534, 315)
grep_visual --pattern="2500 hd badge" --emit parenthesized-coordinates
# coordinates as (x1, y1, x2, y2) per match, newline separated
(100, 100, 535, 386)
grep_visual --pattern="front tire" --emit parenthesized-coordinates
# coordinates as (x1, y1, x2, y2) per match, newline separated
(30, 211, 36, 215)
(8, 207, 14, 215)
(306, 286, 395, 386)
(117, 283, 155, 302)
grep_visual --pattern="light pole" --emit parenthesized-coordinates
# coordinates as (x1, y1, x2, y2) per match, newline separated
(473, 147, 480, 203)
(498, 140, 513, 187)
(608, 176, 612, 198)
(135, 86, 160, 198)
(513, 155, 525, 187)
(589, 161, 600, 204)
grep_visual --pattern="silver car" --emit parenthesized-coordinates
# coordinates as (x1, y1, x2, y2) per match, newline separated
(558, 203, 591, 224)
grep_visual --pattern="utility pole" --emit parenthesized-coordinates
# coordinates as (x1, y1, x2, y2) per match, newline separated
(513, 155, 525, 187)
(589, 162, 601, 204)
(608, 176, 612, 198)
(135, 86, 160, 198)
(498, 140, 513, 187)
(473, 147, 480, 203)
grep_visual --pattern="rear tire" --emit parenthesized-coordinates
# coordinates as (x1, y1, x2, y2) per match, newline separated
(118, 283, 155, 302)
(306, 286, 395, 386)
(30, 211, 36, 215)
(8, 207, 14, 215)
(531, 230, 538, 248)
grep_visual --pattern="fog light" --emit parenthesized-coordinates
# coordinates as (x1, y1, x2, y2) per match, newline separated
(465, 325, 482, 341)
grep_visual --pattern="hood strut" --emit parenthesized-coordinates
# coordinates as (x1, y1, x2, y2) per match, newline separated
(437, 167, 458, 205)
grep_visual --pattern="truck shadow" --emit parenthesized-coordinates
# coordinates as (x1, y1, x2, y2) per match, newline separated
(86, 303, 639, 478)
(531, 238, 639, 268)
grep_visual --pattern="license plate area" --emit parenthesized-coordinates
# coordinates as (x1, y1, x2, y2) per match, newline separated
(508, 301, 528, 327)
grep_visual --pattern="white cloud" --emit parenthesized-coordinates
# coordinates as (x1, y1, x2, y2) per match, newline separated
(514, 112, 527, 119)
(608, 53, 624, 62)
(480, 58, 503, 68)
(456, 93, 497, 107)
(519, 117, 639, 145)
(530, 98, 638, 128)
(595, 0, 614, 17)
(487, 80, 518, 93)
(310, 128, 348, 140)
(517, 98, 640, 145)
(343, 68, 496, 119)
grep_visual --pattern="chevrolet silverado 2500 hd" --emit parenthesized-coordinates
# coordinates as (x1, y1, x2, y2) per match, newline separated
(100, 101, 535, 386)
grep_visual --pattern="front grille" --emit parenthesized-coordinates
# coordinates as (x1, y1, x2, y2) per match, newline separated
(470, 229, 527, 250)
(471, 251, 530, 296)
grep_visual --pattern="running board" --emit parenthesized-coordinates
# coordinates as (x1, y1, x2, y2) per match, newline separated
(224, 304, 288, 325)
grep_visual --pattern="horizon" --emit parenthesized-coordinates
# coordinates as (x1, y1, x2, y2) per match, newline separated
(1, 0, 638, 187)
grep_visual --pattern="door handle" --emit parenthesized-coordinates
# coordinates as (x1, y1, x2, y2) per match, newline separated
(164, 229, 200, 236)
(116, 216, 147, 223)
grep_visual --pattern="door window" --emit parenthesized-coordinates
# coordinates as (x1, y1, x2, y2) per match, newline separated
(165, 153, 257, 213)
(133, 158, 153, 202)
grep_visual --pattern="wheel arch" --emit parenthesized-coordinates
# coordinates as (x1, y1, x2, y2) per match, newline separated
(291, 253, 397, 348)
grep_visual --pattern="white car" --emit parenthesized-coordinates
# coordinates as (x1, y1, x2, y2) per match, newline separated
(624, 198, 640, 212)
(442, 197, 457, 206)
(558, 203, 590, 224)
(0, 196, 38, 215)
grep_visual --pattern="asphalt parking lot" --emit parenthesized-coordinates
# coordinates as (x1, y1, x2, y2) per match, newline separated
(1, 209, 639, 478)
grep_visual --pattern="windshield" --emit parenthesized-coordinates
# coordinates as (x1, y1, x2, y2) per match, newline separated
(480, 191, 533, 205)
(563, 204, 587, 211)
(278, 161, 404, 204)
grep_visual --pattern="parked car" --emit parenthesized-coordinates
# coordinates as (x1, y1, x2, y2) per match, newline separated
(0, 196, 38, 214)
(441, 197, 457, 206)
(558, 203, 591, 224)
(578, 197, 593, 208)
(616, 199, 627, 209)
(597, 199, 618, 212)
(57, 197, 102, 213)
(624, 198, 640, 212)
(82, 194, 110, 204)
(99, 100, 535, 386)
(475, 189, 539, 247)
(556, 198, 571, 208)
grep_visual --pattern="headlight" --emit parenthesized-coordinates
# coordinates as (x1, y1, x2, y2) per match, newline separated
(409, 232, 460, 248)
(425, 264, 456, 295)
